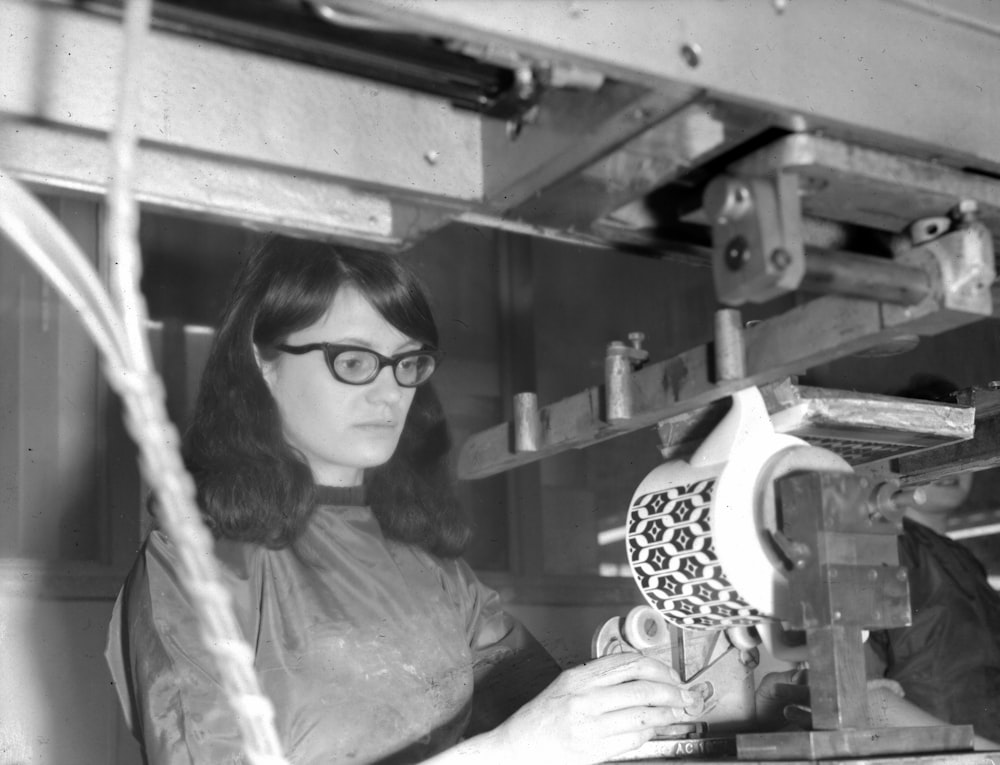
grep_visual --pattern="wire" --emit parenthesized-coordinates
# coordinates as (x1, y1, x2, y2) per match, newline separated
(305, 1, 414, 33)
(0, 175, 129, 373)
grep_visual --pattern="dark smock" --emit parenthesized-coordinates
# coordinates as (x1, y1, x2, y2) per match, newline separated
(105, 486, 559, 764)
(867, 518, 1000, 740)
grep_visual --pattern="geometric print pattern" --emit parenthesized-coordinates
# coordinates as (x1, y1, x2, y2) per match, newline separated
(627, 478, 764, 629)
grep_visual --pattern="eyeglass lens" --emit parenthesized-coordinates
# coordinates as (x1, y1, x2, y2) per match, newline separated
(328, 348, 435, 386)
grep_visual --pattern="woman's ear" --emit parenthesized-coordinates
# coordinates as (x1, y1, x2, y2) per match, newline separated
(253, 344, 277, 391)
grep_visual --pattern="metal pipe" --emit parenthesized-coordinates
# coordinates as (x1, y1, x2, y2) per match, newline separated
(605, 341, 635, 422)
(802, 247, 932, 306)
(512, 392, 541, 452)
(713, 308, 746, 381)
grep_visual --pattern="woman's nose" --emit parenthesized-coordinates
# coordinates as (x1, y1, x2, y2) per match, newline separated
(366, 365, 404, 402)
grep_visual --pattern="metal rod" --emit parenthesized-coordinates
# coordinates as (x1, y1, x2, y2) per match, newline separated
(713, 308, 746, 381)
(605, 341, 635, 422)
(802, 248, 932, 306)
(512, 391, 541, 452)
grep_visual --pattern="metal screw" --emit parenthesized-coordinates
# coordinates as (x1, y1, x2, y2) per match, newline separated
(715, 184, 751, 225)
(680, 42, 702, 68)
(952, 198, 979, 224)
(724, 236, 751, 271)
(423, 150, 440, 165)
(770, 248, 792, 270)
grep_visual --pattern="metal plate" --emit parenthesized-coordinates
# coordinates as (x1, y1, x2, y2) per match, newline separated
(737, 725, 975, 761)
(657, 378, 975, 467)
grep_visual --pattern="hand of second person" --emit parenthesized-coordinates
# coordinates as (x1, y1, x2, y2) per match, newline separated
(754, 668, 811, 731)
(490, 652, 696, 765)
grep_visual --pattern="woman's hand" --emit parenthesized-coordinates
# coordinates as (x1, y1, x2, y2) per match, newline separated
(487, 652, 695, 764)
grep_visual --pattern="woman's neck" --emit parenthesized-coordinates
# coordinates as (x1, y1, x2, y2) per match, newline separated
(315, 484, 368, 506)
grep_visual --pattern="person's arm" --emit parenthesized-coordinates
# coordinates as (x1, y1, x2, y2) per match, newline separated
(444, 560, 693, 763)
(757, 661, 1000, 752)
(425, 652, 696, 765)
(450, 559, 561, 733)
(866, 681, 1000, 751)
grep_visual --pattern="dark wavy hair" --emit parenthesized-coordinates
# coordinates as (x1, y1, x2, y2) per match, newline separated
(182, 234, 470, 557)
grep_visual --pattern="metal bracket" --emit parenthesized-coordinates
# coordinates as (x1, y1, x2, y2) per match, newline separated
(883, 201, 996, 334)
(702, 172, 806, 306)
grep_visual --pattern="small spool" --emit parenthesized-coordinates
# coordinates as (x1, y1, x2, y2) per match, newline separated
(726, 626, 761, 652)
(714, 309, 746, 381)
(623, 605, 670, 649)
(513, 392, 541, 452)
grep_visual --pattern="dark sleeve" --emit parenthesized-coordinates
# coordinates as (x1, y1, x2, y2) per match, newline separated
(449, 559, 562, 734)
(112, 532, 260, 764)
(866, 520, 1000, 737)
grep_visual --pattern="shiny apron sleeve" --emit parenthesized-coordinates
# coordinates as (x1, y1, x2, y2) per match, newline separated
(448, 559, 562, 734)
(111, 532, 261, 764)
(105, 589, 136, 733)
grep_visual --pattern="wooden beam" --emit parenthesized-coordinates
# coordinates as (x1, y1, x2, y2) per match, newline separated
(457, 293, 989, 479)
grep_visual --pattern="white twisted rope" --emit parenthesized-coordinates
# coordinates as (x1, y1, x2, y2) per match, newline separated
(105, 2, 289, 762)
(0, 0, 290, 762)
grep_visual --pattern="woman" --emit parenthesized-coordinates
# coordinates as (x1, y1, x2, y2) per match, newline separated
(106, 235, 692, 764)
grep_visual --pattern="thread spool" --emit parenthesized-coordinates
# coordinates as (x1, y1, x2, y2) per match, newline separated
(623, 605, 670, 649)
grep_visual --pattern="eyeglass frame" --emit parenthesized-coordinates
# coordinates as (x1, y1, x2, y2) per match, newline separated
(272, 342, 442, 387)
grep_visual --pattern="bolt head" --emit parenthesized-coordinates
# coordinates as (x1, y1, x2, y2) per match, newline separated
(955, 199, 979, 217)
(724, 236, 751, 271)
(770, 248, 792, 270)
(680, 42, 702, 68)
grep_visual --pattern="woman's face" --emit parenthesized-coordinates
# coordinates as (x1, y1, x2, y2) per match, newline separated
(258, 285, 419, 486)
(916, 472, 974, 516)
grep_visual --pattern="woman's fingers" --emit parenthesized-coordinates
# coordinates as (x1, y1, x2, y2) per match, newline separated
(585, 678, 695, 716)
(490, 653, 698, 765)
(564, 652, 683, 690)
(593, 701, 684, 736)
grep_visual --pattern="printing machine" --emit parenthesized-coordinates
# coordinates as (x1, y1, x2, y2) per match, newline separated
(4, 2, 1000, 762)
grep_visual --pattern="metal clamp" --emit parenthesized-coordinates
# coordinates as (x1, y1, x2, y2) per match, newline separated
(605, 331, 649, 422)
